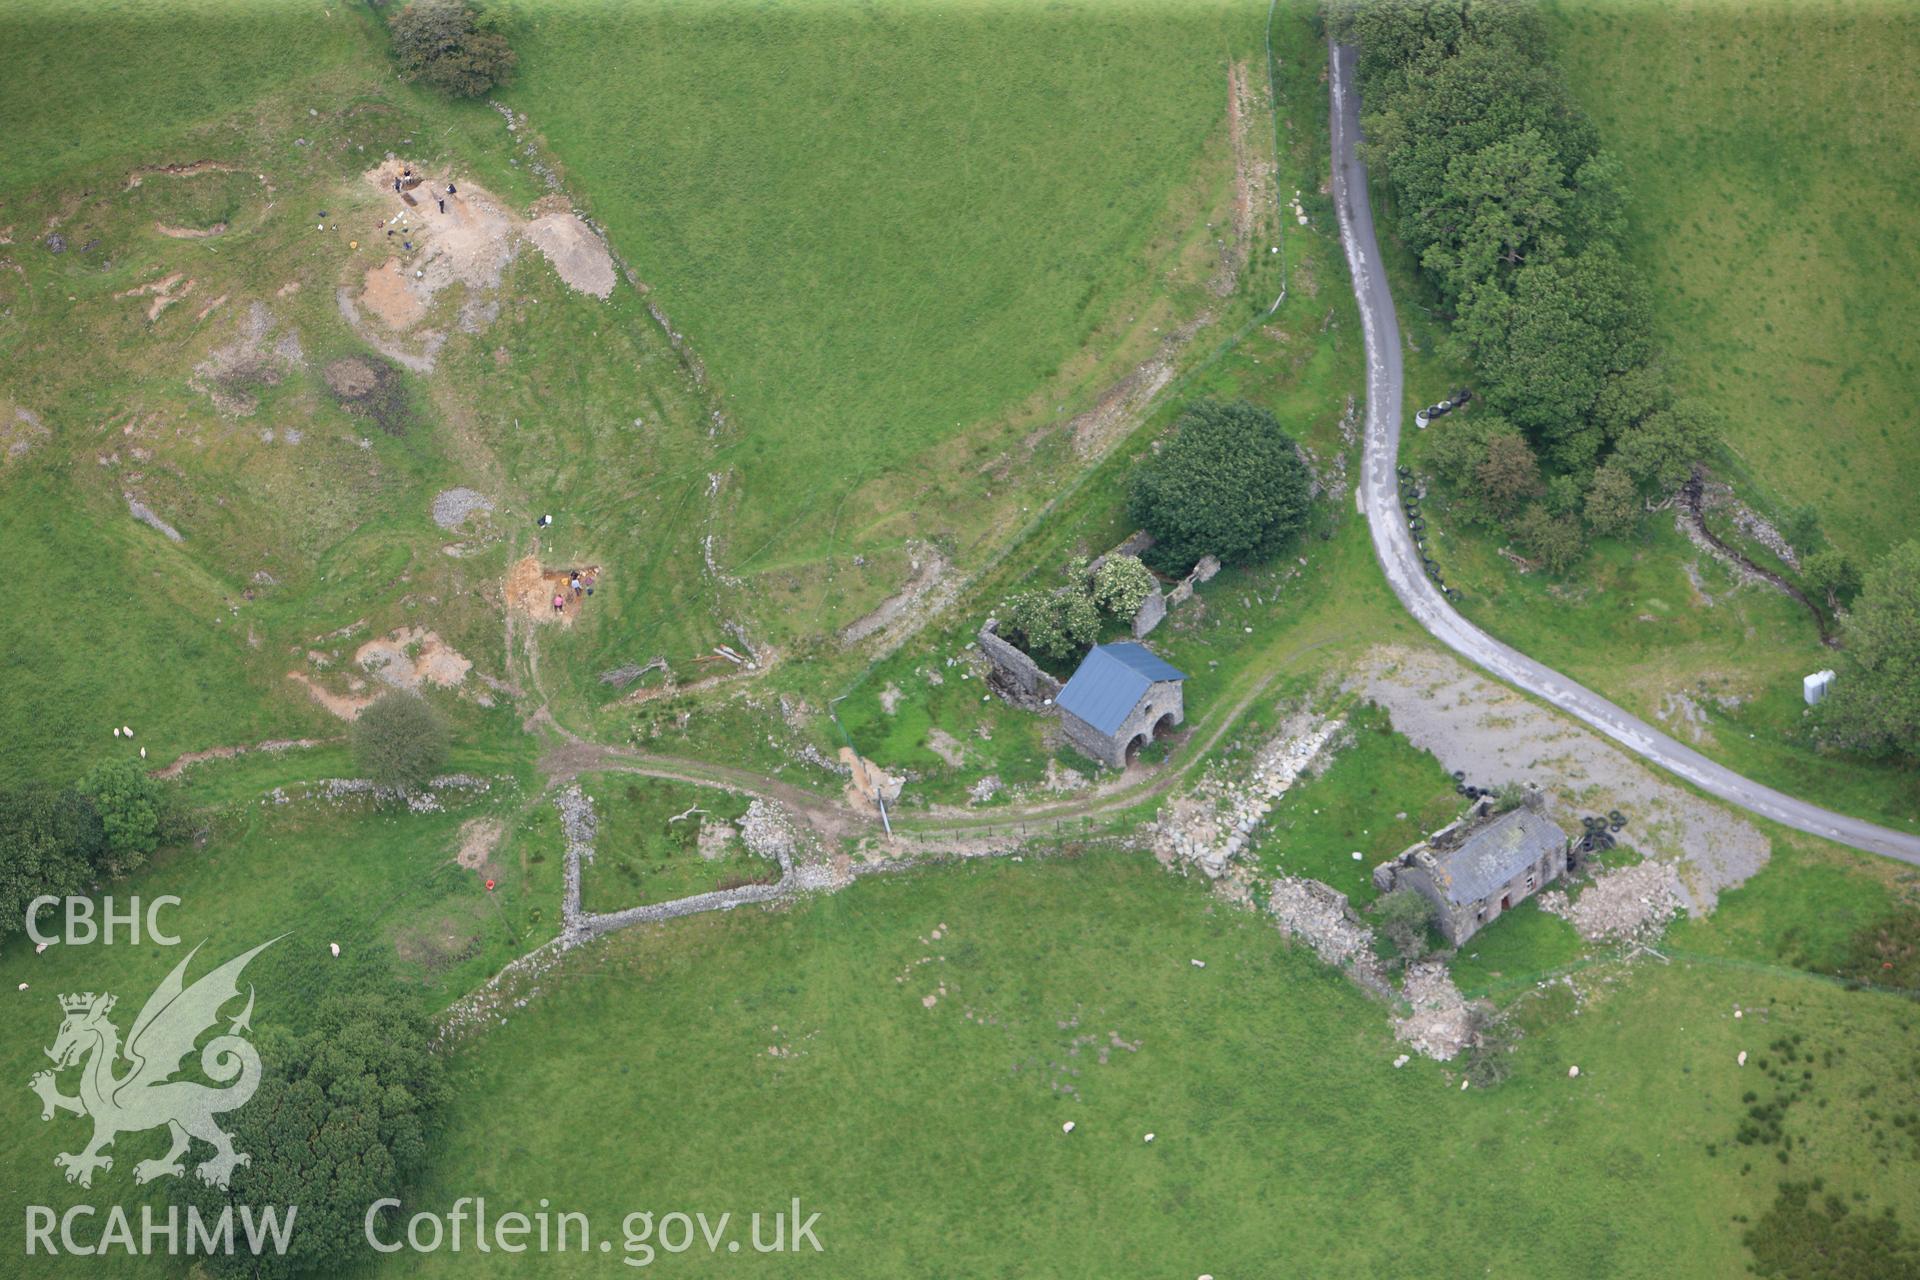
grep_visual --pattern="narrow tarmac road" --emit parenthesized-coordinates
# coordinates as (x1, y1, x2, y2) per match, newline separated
(1327, 40, 1920, 866)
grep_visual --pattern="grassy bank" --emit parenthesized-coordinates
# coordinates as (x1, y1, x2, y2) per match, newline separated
(1545, 0, 1920, 563)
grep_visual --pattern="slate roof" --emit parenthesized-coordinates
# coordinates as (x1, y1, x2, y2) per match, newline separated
(1431, 807, 1566, 904)
(1055, 643, 1185, 736)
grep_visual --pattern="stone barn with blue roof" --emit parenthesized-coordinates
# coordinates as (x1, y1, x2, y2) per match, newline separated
(1054, 642, 1186, 768)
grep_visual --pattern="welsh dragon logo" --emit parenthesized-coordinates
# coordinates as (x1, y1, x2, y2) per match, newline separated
(30, 938, 279, 1189)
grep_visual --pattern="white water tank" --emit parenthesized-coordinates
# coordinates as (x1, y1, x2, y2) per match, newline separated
(1803, 669, 1835, 705)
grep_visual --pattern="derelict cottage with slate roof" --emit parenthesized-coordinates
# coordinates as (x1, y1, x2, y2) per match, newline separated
(1054, 642, 1186, 768)
(1371, 793, 1570, 944)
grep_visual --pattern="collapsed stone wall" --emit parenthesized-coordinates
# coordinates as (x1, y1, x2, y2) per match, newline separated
(1131, 586, 1168, 638)
(977, 619, 1062, 710)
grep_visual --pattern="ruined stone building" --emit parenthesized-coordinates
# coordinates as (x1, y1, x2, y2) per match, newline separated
(977, 619, 1063, 710)
(1053, 642, 1186, 768)
(1372, 794, 1569, 945)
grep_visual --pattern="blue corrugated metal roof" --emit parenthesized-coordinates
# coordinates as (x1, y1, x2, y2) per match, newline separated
(1055, 643, 1185, 735)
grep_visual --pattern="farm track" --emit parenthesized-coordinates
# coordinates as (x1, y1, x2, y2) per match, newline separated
(444, 34, 1916, 1026)
(1327, 40, 1920, 866)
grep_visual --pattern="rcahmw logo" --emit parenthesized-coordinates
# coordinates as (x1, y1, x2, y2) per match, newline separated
(23, 938, 296, 1259)
(26, 1203, 295, 1260)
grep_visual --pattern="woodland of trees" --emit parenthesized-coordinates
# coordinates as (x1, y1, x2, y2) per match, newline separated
(1333, 0, 1716, 571)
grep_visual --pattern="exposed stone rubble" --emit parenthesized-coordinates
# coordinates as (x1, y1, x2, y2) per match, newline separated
(555, 784, 598, 947)
(1264, 879, 1473, 1061)
(1267, 876, 1382, 978)
(264, 773, 495, 812)
(1154, 717, 1344, 877)
(126, 493, 184, 542)
(1537, 859, 1685, 943)
(739, 798, 798, 864)
(1392, 962, 1473, 1061)
(431, 487, 494, 529)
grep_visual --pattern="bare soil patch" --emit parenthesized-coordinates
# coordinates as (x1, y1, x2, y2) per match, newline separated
(838, 747, 904, 817)
(355, 626, 472, 690)
(193, 301, 300, 415)
(155, 220, 227, 240)
(1215, 61, 1274, 298)
(1069, 311, 1212, 458)
(116, 271, 195, 322)
(359, 258, 427, 330)
(505, 555, 602, 627)
(839, 542, 955, 647)
(152, 737, 327, 781)
(454, 817, 505, 872)
(287, 626, 472, 720)
(287, 671, 373, 721)
(524, 212, 616, 298)
(324, 355, 410, 434)
(124, 160, 241, 190)
(925, 728, 968, 768)
(394, 908, 486, 975)
(3, 405, 49, 465)
(697, 819, 739, 861)
(336, 162, 618, 369)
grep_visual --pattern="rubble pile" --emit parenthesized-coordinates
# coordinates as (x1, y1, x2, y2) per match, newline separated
(1155, 718, 1344, 877)
(1538, 860, 1684, 942)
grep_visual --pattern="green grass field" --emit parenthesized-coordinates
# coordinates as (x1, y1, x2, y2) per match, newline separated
(498, 0, 1275, 623)
(577, 774, 770, 912)
(385, 851, 1920, 1278)
(0, 759, 562, 1251)
(1545, 0, 1920, 562)
(4, 3, 1919, 1276)
(1251, 706, 1466, 906)
(0, 0, 369, 200)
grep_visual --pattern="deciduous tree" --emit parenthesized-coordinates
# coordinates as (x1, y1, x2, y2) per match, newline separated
(1583, 460, 1641, 539)
(1372, 887, 1438, 963)
(389, 0, 516, 99)
(1613, 401, 1717, 493)
(1126, 400, 1313, 573)
(352, 692, 449, 791)
(1476, 430, 1546, 520)
(76, 758, 162, 874)
(1803, 547, 1862, 614)
(1512, 502, 1586, 574)
(178, 995, 448, 1280)
(1091, 555, 1156, 619)
(1820, 541, 1920, 756)
(0, 788, 104, 942)
(1001, 584, 1100, 663)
